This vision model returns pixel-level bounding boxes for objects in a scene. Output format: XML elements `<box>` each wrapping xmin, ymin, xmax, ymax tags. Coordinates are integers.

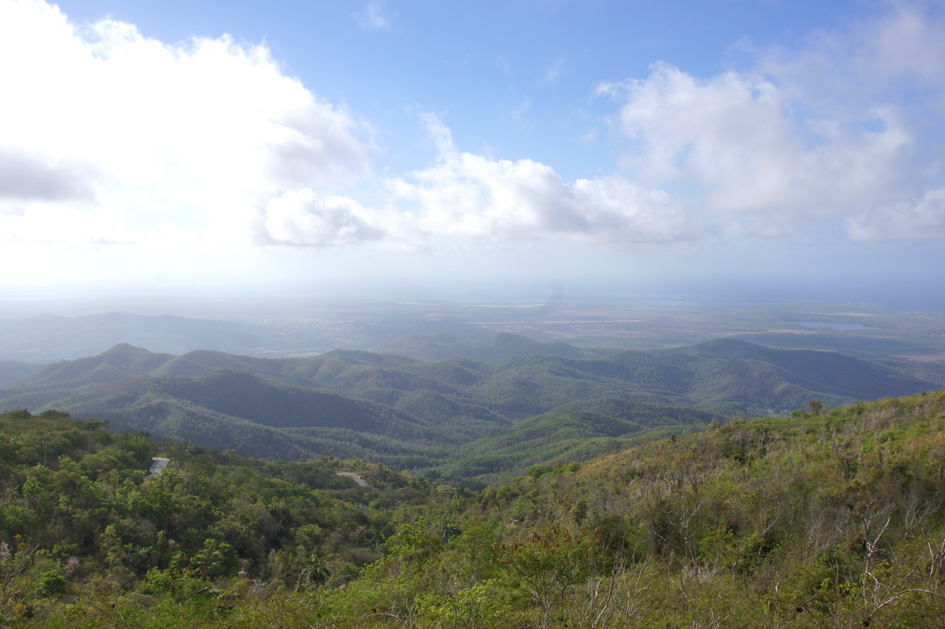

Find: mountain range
<box><xmin>0</xmin><ymin>334</ymin><xmax>938</xmax><ymax>480</ymax></box>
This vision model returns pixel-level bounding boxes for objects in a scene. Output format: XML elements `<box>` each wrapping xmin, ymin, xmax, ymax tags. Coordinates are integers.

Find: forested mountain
<box><xmin>0</xmin><ymin>361</ymin><xmax>43</xmax><ymax>388</ymax></box>
<box><xmin>2</xmin><ymin>392</ymin><xmax>945</xmax><ymax>626</ymax></box>
<box><xmin>658</xmin><ymin>338</ymin><xmax>930</xmax><ymax>411</ymax></box>
<box><xmin>442</xmin><ymin>400</ymin><xmax>717</xmax><ymax>480</ymax></box>
<box><xmin>373</xmin><ymin>331</ymin><xmax>607</xmax><ymax>362</ymax></box>
<box><xmin>0</xmin><ymin>408</ymin><xmax>437</xmax><ymax>626</ymax></box>
<box><xmin>0</xmin><ymin>337</ymin><xmax>938</xmax><ymax>480</ymax></box>
<box><xmin>18</xmin><ymin>343</ymin><xmax>176</xmax><ymax>388</ymax></box>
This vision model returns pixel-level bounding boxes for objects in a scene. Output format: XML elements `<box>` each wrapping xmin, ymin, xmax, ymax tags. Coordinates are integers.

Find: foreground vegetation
<box><xmin>3</xmin><ymin>390</ymin><xmax>945</xmax><ymax>626</ymax></box>
<box><xmin>0</xmin><ymin>409</ymin><xmax>435</xmax><ymax>626</ymax></box>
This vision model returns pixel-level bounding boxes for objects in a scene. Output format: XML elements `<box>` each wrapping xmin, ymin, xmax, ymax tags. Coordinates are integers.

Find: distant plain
<box><xmin>0</xmin><ymin>297</ymin><xmax>943</xmax><ymax>364</ymax></box>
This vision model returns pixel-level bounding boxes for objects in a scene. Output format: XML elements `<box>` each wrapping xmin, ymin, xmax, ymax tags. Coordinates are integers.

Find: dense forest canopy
<box><xmin>2</xmin><ymin>337</ymin><xmax>939</xmax><ymax>485</ymax></box>
<box><xmin>2</xmin><ymin>390</ymin><xmax>945</xmax><ymax>626</ymax></box>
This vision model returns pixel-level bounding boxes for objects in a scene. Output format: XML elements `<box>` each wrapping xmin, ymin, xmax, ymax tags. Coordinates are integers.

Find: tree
<box><xmin>497</xmin><ymin>524</ymin><xmax>608</xmax><ymax>627</ymax></box>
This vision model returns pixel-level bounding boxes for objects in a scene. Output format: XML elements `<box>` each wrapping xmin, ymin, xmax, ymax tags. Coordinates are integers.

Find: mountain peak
<box><xmin>104</xmin><ymin>343</ymin><xmax>150</xmax><ymax>354</ymax></box>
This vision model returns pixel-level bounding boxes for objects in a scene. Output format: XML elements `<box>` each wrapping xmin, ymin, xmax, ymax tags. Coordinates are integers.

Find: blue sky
<box><xmin>2</xmin><ymin>0</ymin><xmax>945</xmax><ymax>309</ymax></box>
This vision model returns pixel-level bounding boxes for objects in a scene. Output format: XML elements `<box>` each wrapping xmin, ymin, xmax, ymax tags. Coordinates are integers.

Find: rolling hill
<box><xmin>0</xmin><ymin>335</ymin><xmax>939</xmax><ymax>476</ymax></box>
<box><xmin>5</xmin><ymin>391</ymin><xmax>945</xmax><ymax>627</ymax></box>
<box><xmin>0</xmin><ymin>359</ymin><xmax>44</xmax><ymax>387</ymax></box>
<box><xmin>374</xmin><ymin>331</ymin><xmax>607</xmax><ymax>362</ymax></box>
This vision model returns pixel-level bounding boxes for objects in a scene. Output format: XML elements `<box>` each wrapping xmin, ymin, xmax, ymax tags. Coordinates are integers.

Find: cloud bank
<box><xmin>600</xmin><ymin>2</ymin><xmax>945</xmax><ymax>241</ymax></box>
<box><xmin>2</xmin><ymin>0</ymin><xmax>945</xmax><ymax>274</ymax></box>
<box><xmin>0</xmin><ymin>0</ymin><xmax>370</xmax><ymax>249</ymax></box>
<box><xmin>384</xmin><ymin>151</ymin><xmax>693</xmax><ymax>247</ymax></box>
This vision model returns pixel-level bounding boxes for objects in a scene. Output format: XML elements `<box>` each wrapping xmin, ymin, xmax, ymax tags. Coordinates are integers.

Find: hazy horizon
<box><xmin>2</xmin><ymin>277</ymin><xmax>944</xmax><ymax>321</ymax></box>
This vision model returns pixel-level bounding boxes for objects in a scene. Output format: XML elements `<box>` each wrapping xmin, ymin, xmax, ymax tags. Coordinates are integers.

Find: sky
<box><xmin>2</xmin><ymin>0</ymin><xmax>945</xmax><ymax>309</ymax></box>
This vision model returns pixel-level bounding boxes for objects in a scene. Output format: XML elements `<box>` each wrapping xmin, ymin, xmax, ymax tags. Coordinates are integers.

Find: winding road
<box><xmin>335</xmin><ymin>472</ymin><xmax>368</xmax><ymax>487</ymax></box>
<box><xmin>148</xmin><ymin>457</ymin><xmax>170</xmax><ymax>478</ymax></box>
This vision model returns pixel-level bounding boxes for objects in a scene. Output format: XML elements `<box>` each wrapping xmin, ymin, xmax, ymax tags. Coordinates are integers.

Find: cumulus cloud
<box><xmin>420</xmin><ymin>112</ymin><xmax>457</xmax><ymax>155</ymax></box>
<box><xmin>0</xmin><ymin>0</ymin><xmax>371</xmax><ymax>247</ymax></box>
<box><xmin>601</xmin><ymin>62</ymin><xmax>912</xmax><ymax>223</ymax></box>
<box><xmin>849</xmin><ymin>188</ymin><xmax>945</xmax><ymax>241</ymax></box>
<box><xmin>356</xmin><ymin>0</ymin><xmax>390</xmax><ymax>31</ymax></box>
<box><xmin>259</xmin><ymin>149</ymin><xmax>694</xmax><ymax>250</ymax></box>
<box><xmin>262</xmin><ymin>132</ymin><xmax>694</xmax><ymax>250</ymax></box>
<box><xmin>6</xmin><ymin>0</ymin><xmax>944</xmax><ymax>267</ymax></box>
<box><xmin>2</xmin><ymin>1</ymin><xmax>685</xmax><ymax>256</ymax></box>
<box><xmin>599</xmin><ymin>1</ymin><xmax>945</xmax><ymax>241</ymax></box>
<box><xmin>0</xmin><ymin>150</ymin><xmax>94</xmax><ymax>202</ymax></box>
<box><xmin>385</xmin><ymin>152</ymin><xmax>695</xmax><ymax>247</ymax></box>
<box><xmin>761</xmin><ymin>1</ymin><xmax>945</xmax><ymax>101</ymax></box>
<box><xmin>263</xmin><ymin>189</ymin><xmax>383</xmax><ymax>246</ymax></box>
<box><xmin>0</xmin><ymin>200</ymin><xmax>135</xmax><ymax>246</ymax></box>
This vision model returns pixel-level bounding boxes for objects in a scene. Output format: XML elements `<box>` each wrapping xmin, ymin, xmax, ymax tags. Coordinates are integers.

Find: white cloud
<box><xmin>0</xmin><ymin>0</ymin><xmax>371</xmax><ymax>249</ymax></box>
<box><xmin>602</xmin><ymin>62</ymin><xmax>912</xmax><ymax>222</ymax></box>
<box><xmin>5</xmin><ymin>0</ymin><xmax>945</xmax><ymax>280</ymax></box>
<box><xmin>256</xmin><ymin>143</ymin><xmax>697</xmax><ymax>251</ymax></box>
<box><xmin>420</xmin><ymin>112</ymin><xmax>457</xmax><ymax>155</ymax></box>
<box><xmin>356</xmin><ymin>0</ymin><xmax>390</xmax><ymax>31</ymax></box>
<box><xmin>0</xmin><ymin>1</ymin><xmax>688</xmax><ymax>259</ymax></box>
<box><xmin>762</xmin><ymin>1</ymin><xmax>945</xmax><ymax>102</ymax></box>
<box><xmin>256</xmin><ymin>147</ymin><xmax>695</xmax><ymax>252</ymax></box>
<box><xmin>599</xmin><ymin>1</ymin><xmax>945</xmax><ymax>241</ymax></box>
<box><xmin>545</xmin><ymin>56</ymin><xmax>568</xmax><ymax>85</ymax></box>
<box><xmin>0</xmin><ymin>200</ymin><xmax>134</xmax><ymax>246</ymax></box>
<box><xmin>263</xmin><ymin>189</ymin><xmax>383</xmax><ymax>246</ymax></box>
<box><xmin>849</xmin><ymin>188</ymin><xmax>945</xmax><ymax>241</ymax></box>
<box><xmin>385</xmin><ymin>152</ymin><xmax>695</xmax><ymax>247</ymax></box>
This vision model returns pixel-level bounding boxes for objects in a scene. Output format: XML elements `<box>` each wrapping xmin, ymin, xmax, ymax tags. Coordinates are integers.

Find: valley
<box><xmin>1</xmin><ymin>331</ymin><xmax>940</xmax><ymax>484</ymax></box>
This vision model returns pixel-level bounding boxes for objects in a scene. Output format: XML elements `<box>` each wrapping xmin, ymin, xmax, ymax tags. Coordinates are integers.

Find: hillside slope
<box><xmin>0</xmin><ymin>338</ymin><xmax>939</xmax><ymax>472</ymax></box>
<box><xmin>323</xmin><ymin>389</ymin><xmax>945</xmax><ymax>627</ymax></box>
<box><xmin>374</xmin><ymin>331</ymin><xmax>606</xmax><ymax>361</ymax></box>
<box><xmin>4</xmin><ymin>392</ymin><xmax>945</xmax><ymax>627</ymax></box>
<box><xmin>0</xmin><ymin>360</ymin><xmax>44</xmax><ymax>387</ymax></box>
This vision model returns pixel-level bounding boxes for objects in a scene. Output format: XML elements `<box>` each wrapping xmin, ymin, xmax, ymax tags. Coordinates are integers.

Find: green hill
<box><xmin>316</xmin><ymin>390</ymin><xmax>945</xmax><ymax>627</ymax></box>
<box><xmin>64</xmin><ymin>370</ymin><xmax>446</xmax><ymax>465</ymax></box>
<box><xmin>150</xmin><ymin>349</ymin><xmax>281</xmax><ymax>378</ymax></box>
<box><xmin>669</xmin><ymin>337</ymin><xmax>929</xmax><ymax>404</ymax></box>
<box><xmin>0</xmin><ymin>360</ymin><xmax>44</xmax><ymax>387</ymax></box>
<box><xmin>374</xmin><ymin>331</ymin><xmax>604</xmax><ymax>362</ymax></box>
<box><xmin>4</xmin><ymin>392</ymin><xmax>945</xmax><ymax>627</ymax></box>
<box><xmin>446</xmin><ymin>400</ymin><xmax>718</xmax><ymax>482</ymax></box>
<box><xmin>0</xmin><ymin>407</ymin><xmax>436</xmax><ymax>625</ymax></box>
<box><xmin>1</xmin><ymin>338</ymin><xmax>940</xmax><ymax>474</ymax></box>
<box><xmin>22</xmin><ymin>343</ymin><xmax>174</xmax><ymax>388</ymax></box>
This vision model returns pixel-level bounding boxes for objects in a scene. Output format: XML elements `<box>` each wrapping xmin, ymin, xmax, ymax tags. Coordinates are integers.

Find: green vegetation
<box><xmin>373</xmin><ymin>331</ymin><xmax>608</xmax><ymax>362</ymax></box>
<box><xmin>2</xmin><ymin>391</ymin><xmax>945</xmax><ymax>626</ymax></box>
<box><xmin>0</xmin><ymin>408</ymin><xmax>435</xmax><ymax>626</ymax></box>
<box><xmin>1</xmin><ymin>337</ymin><xmax>938</xmax><ymax>483</ymax></box>
<box><xmin>441</xmin><ymin>401</ymin><xmax>715</xmax><ymax>483</ymax></box>
<box><xmin>0</xmin><ymin>362</ymin><xmax>44</xmax><ymax>388</ymax></box>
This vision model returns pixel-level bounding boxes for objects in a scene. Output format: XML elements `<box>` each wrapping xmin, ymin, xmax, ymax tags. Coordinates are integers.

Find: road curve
<box><xmin>335</xmin><ymin>472</ymin><xmax>368</xmax><ymax>487</ymax></box>
<box><xmin>148</xmin><ymin>457</ymin><xmax>170</xmax><ymax>478</ymax></box>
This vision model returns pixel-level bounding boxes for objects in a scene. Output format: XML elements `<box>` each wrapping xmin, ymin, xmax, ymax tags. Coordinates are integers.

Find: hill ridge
<box><xmin>1</xmin><ymin>338</ymin><xmax>939</xmax><ymax>475</ymax></box>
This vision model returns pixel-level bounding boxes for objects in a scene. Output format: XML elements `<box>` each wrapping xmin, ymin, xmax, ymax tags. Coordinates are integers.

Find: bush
<box><xmin>38</xmin><ymin>570</ymin><xmax>67</xmax><ymax>597</ymax></box>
